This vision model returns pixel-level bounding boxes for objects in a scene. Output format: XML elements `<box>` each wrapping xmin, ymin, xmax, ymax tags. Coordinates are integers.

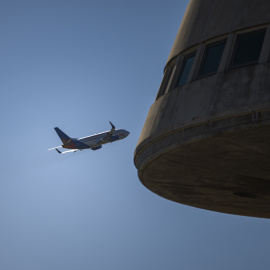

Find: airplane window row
<box><xmin>156</xmin><ymin>28</ymin><xmax>267</xmax><ymax>100</ymax></box>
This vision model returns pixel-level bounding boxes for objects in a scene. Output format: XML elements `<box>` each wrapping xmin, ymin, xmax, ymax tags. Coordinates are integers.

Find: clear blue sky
<box><xmin>0</xmin><ymin>1</ymin><xmax>269</xmax><ymax>269</ymax></box>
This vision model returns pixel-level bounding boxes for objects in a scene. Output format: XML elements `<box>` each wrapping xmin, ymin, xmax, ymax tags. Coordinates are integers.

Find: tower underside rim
<box><xmin>135</xmin><ymin>112</ymin><xmax>270</xmax><ymax>219</ymax></box>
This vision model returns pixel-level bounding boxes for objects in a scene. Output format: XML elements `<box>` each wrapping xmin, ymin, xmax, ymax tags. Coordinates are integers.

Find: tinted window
<box><xmin>176</xmin><ymin>53</ymin><xmax>195</xmax><ymax>87</ymax></box>
<box><xmin>198</xmin><ymin>40</ymin><xmax>226</xmax><ymax>77</ymax></box>
<box><xmin>230</xmin><ymin>29</ymin><xmax>266</xmax><ymax>68</ymax></box>
<box><xmin>156</xmin><ymin>66</ymin><xmax>173</xmax><ymax>99</ymax></box>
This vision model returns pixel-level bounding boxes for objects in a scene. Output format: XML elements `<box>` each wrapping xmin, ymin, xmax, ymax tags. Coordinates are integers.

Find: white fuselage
<box><xmin>78</xmin><ymin>129</ymin><xmax>129</xmax><ymax>148</ymax></box>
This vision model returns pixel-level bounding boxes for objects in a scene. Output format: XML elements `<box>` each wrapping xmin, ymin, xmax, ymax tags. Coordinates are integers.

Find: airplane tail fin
<box><xmin>54</xmin><ymin>127</ymin><xmax>71</xmax><ymax>144</ymax></box>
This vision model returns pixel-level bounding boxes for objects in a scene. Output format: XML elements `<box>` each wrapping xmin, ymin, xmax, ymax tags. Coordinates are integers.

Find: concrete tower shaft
<box><xmin>134</xmin><ymin>0</ymin><xmax>270</xmax><ymax>218</ymax></box>
<box><xmin>167</xmin><ymin>0</ymin><xmax>270</xmax><ymax>65</ymax></box>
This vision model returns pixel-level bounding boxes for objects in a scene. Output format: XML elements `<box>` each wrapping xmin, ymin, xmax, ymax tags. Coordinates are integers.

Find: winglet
<box><xmin>109</xmin><ymin>121</ymin><xmax>115</xmax><ymax>130</ymax></box>
<box><xmin>55</xmin><ymin>148</ymin><xmax>62</xmax><ymax>154</ymax></box>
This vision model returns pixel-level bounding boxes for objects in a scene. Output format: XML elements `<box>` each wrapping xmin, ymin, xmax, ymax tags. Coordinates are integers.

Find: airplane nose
<box><xmin>126</xmin><ymin>131</ymin><xmax>130</xmax><ymax>137</ymax></box>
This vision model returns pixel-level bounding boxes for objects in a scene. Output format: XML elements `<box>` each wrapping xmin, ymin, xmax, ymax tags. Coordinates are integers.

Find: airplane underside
<box><xmin>62</xmin><ymin>139</ymin><xmax>90</xmax><ymax>150</ymax></box>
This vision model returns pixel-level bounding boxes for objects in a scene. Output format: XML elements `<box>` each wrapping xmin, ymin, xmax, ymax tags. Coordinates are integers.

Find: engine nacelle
<box><xmin>91</xmin><ymin>145</ymin><xmax>102</xmax><ymax>151</ymax></box>
<box><xmin>109</xmin><ymin>135</ymin><xmax>119</xmax><ymax>142</ymax></box>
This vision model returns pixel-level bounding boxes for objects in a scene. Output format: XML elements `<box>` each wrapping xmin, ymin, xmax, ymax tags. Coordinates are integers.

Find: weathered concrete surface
<box><xmin>135</xmin><ymin>64</ymin><xmax>270</xmax><ymax>218</ymax></box>
<box><xmin>136</xmin><ymin>64</ymin><xmax>270</xmax><ymax>149</ymax></box>
<box><xmin>168</xmin><ymin>0</ymin><xmax>270</xmax><ymax>65</ymax></box>
<box><xmin>134</xmin><ymin>0</ymin><xmax>270</xmax><ymax>217</ymax></box>
<box><xmin>135</xmin><ymin>114</ymin><xmax>270</xmax><ymax>218</ymax></box>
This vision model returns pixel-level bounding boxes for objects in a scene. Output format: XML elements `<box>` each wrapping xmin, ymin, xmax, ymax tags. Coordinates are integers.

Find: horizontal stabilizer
<box><xmin>60</xmin><ymin>149</ymin><xmax>78</xmax><ymax>154</ymax></box>
<box><xmin>55</xmin><ymin>148</ymin><xmax>78</xmax><ymax>154</ymax></box>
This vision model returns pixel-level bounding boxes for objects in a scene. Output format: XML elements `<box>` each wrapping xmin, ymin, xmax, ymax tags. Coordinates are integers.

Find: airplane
<box><xmin>48</xmin><ymin>122</ymin><xmax>129</xmax><ymax>154</ymax></box>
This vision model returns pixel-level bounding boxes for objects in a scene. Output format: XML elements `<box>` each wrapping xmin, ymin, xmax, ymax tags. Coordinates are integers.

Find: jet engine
<box><xmin>91</xmin><ymin>146</ymin><xmax>102</xmax><ymax>151</ymax></box>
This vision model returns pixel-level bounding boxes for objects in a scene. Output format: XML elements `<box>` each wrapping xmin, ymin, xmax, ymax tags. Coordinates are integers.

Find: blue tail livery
<box><xmin>54</xmin><ymin>127</ymin><xmax>71</xmax><ymax>144</ymax></box>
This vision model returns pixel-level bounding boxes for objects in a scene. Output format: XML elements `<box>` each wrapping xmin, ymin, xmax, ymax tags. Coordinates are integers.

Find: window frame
<box><xmin>230</xmin><ymin>28</ymin><xmax>266</xmax><ymax>69</ymax></box>
<box><xmin>197</xmin><ymin>39</ymin><xmax>227</xmax><ymax>78</ymax></box>
<box><xmin>155</xmin><ymin>66</ymin><xmax>174</xmax><ymax>100</ymax></box>
<box><xmin>174</xmin><ymin>51</ymin><xmax>196</xmax><ymax>88</ymax></box>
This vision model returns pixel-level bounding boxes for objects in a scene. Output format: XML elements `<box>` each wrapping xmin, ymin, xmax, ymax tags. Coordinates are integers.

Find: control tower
<box><xmin>134</xmin><ymin>0</ymin><xmax>270</xmax><ymax>218</ymax></box>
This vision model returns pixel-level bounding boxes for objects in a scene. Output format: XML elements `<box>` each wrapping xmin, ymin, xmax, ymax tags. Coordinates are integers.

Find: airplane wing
<box><xmin>55</xmin><ymin>149</ymin><xmax>79</xmax><ymax>154</ymax></box>
<box><xmin>48</xmin><ymin>146</ymin><xmax>62</xmax><ymax>151</ymax></box>
<box><xmin>97</xmin><ymin>121</ymin><xmax>115</xmax><ymax>144</ymax></box>
<box><xmin>48</xmin><ymin>146</ymin><xmax>78</xmax><ymax>154</ymax></box>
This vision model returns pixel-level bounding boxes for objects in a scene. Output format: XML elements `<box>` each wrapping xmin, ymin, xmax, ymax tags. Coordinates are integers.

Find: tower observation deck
<box><xmin>134</xmin><ymin>0</ymin><xmax>270</xmax><ymax>218</ymax></box>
